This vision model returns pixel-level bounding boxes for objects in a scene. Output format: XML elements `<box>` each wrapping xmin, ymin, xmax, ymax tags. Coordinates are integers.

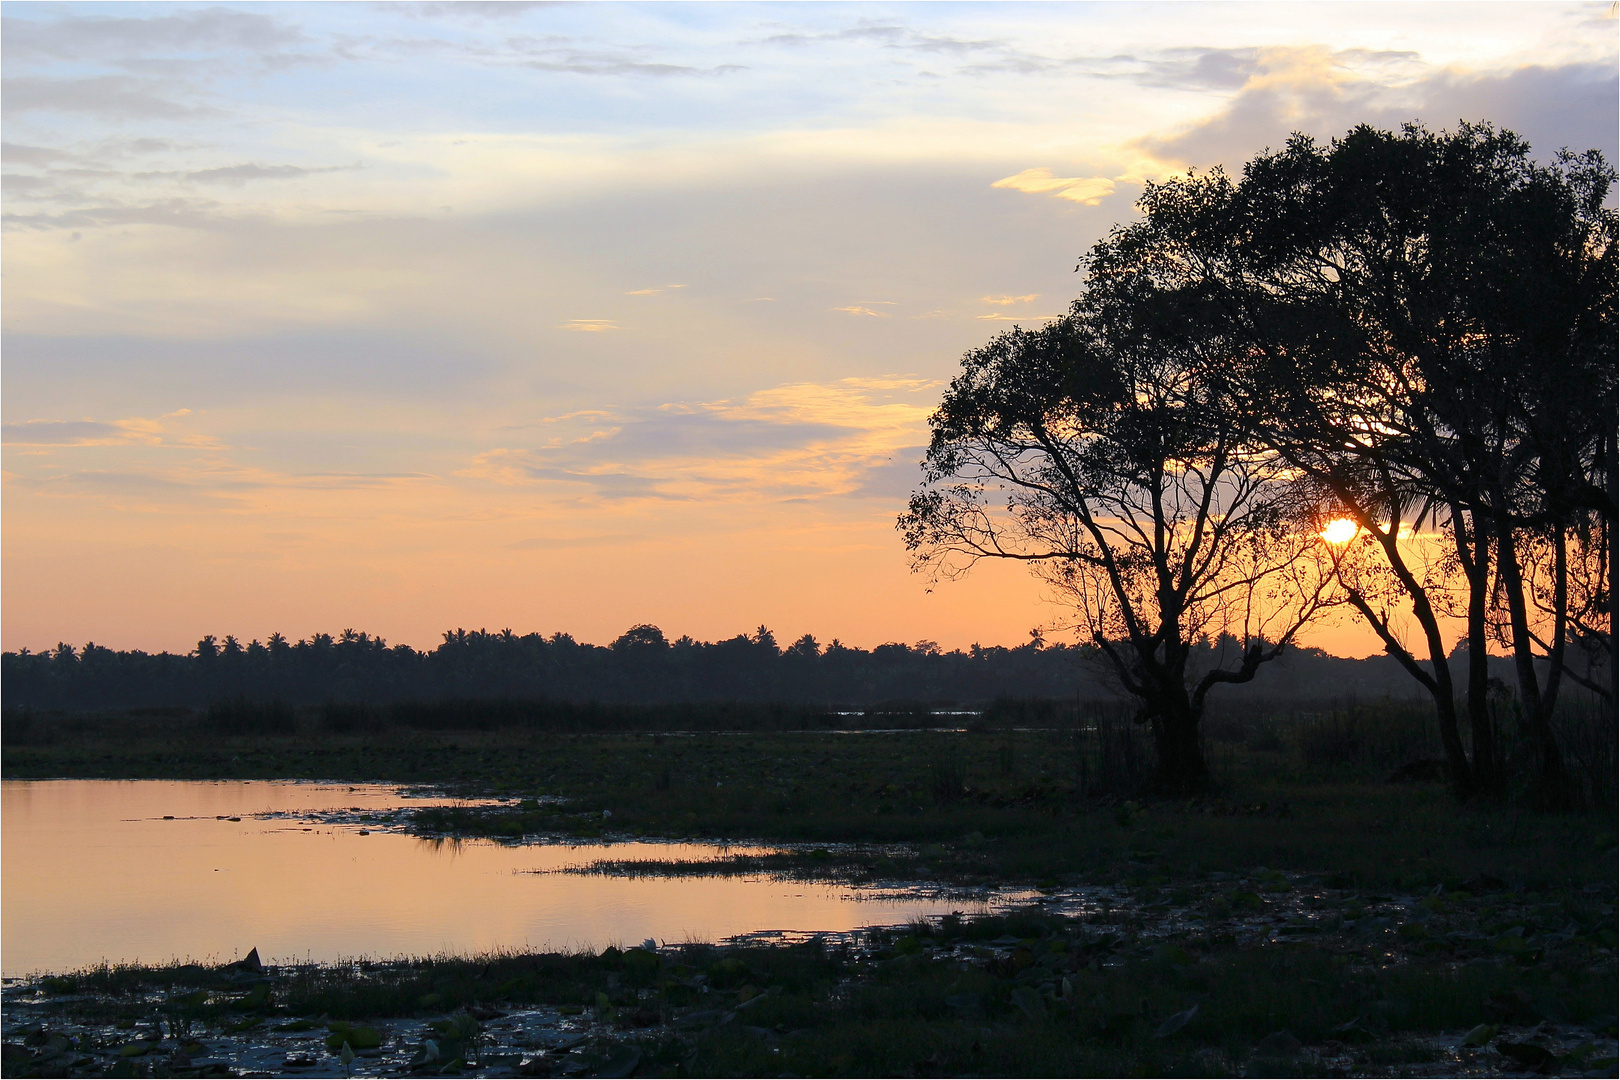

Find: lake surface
<box><xmin>2</xmin><ymin>780</ymin><xmax>1019</xmax><ymax>976</ymax></box>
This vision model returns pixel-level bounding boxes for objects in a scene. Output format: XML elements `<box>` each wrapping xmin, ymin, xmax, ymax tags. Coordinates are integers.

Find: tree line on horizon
<box><xmin>903</xmin><ymin>122</ymin><xmax>1615</xmax><ymax>803</ymax></box>
<box><xmin>1</xmin><ymin>623</ymin><xmax>1450</xmax><ymax>714</ymax></box>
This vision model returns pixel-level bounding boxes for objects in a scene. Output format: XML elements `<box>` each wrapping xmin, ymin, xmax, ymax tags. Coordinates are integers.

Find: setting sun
<box><xmin>1321</xmin><ymin>517</ymin><xmax>1359</xmax><ymax>545</ymax></box>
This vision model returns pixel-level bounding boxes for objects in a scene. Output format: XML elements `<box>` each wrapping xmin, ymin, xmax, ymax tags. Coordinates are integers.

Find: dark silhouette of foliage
<box><xmin>900</xmin><ymin>255</ymin><xmax>1337</xmax><ymax>794</ymax></box>
<box><xmin>3</xmin><ymin>626</ymin><xmax>1444</xmax><ymax>719</ymax></box>
<box><xmin>903</xmin><ymin>121</ymin><xmax>1613</xmax><ymax>801</ymax></box>
<box><xmin>1084</xmin><ymin>121</ymin><xmax>1614</xmax><ymax>804</ymax></box>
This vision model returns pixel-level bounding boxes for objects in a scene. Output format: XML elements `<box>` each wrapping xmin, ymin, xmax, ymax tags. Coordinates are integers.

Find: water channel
<box><xmin>2</xmin><ymin>780</ymin><xmax>1024</xmax><ymax>976</ymax></box>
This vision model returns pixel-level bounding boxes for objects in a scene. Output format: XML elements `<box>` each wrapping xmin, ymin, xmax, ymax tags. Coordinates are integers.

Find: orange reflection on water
<box><xmin>2</xmin><ymin>780</ymin><xmax>1001</xmax><ymax>976</ymax></box>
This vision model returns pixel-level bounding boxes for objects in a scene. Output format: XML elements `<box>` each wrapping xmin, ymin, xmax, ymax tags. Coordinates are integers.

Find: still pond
<box><xmin>2</xmin><ymin>780</ymin><xmax>1022</xmax><ymax>976</ymax></box>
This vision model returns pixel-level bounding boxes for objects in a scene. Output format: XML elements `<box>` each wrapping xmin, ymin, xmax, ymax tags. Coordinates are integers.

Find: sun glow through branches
<box><xmin>1320</xmin><ymin>518</ymin><xmax>1359</xmax><ymax>545</ymax></box>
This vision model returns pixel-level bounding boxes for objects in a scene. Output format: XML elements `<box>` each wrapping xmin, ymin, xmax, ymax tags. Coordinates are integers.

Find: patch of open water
<box><xmin>1</xmin><ymin>780</ymin><xmax>1028</xmax><ymax>976</ymax></box>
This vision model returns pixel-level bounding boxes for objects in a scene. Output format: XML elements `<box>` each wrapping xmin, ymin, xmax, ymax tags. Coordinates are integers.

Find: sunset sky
<box><xmin>4</xmin><ymin>1</ymin><xmax>1616</xmax><ymax>656</ymax></box>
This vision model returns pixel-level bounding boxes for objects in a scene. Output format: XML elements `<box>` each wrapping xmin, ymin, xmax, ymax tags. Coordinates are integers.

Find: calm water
<box><xmin>2</xmin><ymin>780</ymin><xmax>1014</xmax><ymax>976</ymax></box>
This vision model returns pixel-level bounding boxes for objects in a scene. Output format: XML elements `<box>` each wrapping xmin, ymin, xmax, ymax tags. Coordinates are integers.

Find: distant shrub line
<box><xmin>2</xmin><ymin>624</ymin><xmax>1444</xmax><ymax>713</ymax></box>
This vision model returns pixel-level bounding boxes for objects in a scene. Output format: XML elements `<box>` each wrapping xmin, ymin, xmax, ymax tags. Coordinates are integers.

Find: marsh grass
<box><xmin>16</xmin><ymin>906</ymin><xmax>1615</xmax><ymax>1078</ymax></box>
<box><xmin>1071</xmin><ymin>705</ymin><xmax>1154</xmax><ymax>796</ymax></box>
<box><xmin>4</xmin><ymin>701</ymin><xmax>1615</xmax><ymax>892</ymax></box>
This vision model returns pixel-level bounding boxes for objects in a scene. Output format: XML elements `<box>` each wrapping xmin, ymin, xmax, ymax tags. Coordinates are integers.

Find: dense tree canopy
<box><xmin>900</xmin><ymin>308</ymin><xmax>1336</xmax><ymax>792</ymax></box>
<box><xmin>907</xmin><ymin>121</ymin><xmax>1616</xmax><ymax>800</ymax></box>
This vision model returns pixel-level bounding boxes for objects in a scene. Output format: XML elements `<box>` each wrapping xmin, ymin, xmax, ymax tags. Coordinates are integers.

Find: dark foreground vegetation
<box><xmin>4</xmin><ymin>893</ymin><xmax>1615</xmax><ymax>1078</ymax></box>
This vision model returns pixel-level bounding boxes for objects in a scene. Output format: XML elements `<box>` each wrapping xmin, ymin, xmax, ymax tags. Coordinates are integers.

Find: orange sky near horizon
<box><xmin>3</xmin><ymin>2</ymin><xmax>1612</xmax><ymax>660</ymax></box>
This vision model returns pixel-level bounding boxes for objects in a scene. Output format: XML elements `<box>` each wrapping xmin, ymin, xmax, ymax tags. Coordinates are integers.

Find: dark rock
<box><xmin>1485</xmin><ymin>989</ymin><xmax>1540</xmax><ymax>1024</ymax></box>
<box><xmin>226</xmin><ymin>948</ymin><xmax>263</xmax><ymax>974</ymax></box>
<box><xmin>1461</xmin><ymin>873</ymin><xmax>1508</xmax><ymax>893</ymax></box>
<box><xmin>1496</xmin><ymin>1040</ymin><xmax>1557</xmax><ymax>1071</ymax></box>
<box><xmin>1255</xmin><ymin>1030</ymin><xmax>1302</xmax><ymax>1057</ymax></box>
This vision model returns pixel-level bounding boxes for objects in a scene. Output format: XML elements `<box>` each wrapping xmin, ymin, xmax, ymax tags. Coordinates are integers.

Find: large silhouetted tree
<box><xmin>1081</xmin><ymin>122</ymin><xmax>1616</xmax><ymax>804</ymax></box>
<box><xmin>900</xmin><ymin>305</ymin><xmax>1337</xmax><ymax>794</ymax></box>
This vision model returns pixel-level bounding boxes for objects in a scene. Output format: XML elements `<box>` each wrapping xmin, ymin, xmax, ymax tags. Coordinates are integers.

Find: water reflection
<box><xmin>3</xmin><ymin>780</ymin><xmax>1009</xmax><ymax>975</ymax></box>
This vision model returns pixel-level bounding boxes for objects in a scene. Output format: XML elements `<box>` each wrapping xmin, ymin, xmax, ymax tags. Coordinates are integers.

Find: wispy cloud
<box><xmin>1132</xmin><ymin>46</ymin><xmax>1618</xmax><ymax>170</ymax></box>
<box><xmin>379</xmin><ymin>2</ymin><xmax>565</xmax><ymax>21</ymax></box>
<box><xmin>559</xmin><ymin>319</ymin><xmax>619</xmax><ymax>332</ymax></box>
<box><xmin>1</xmin><ymin>75</ymin><xmax>212</xmax><ymax>120</ymax></box>
<box><xmin>975</xmin><ymin>312</ymin><xmax>1062</xmax><ymax>322</ymax></box>
<box><xmin>981</xmin><ymin>294</ymin><xmax>1038</xmax><ymax>306</ymax></box>
<box><xmin>758</xmin><ymin>20</ymin><xmax>999</xmax><ymax>56</ymax></box>
<box><xmin>991</xmin><ymin>167</ymin><xmax>1116</xmax><ymax>205</ymax></box>
<box><xmin>2</xmin><ymin>410</ymin><xmax>218</xmax><ymax>449</ymax></box>
<box><xmin>461</xmin><ymin>377</ymin><xmax>938</xmax><ymax>503</ymax></box>
<box><xmin>516</xmin><ymin>54</ymin><xmax>744</xmax><ymax>78</ymax></box>
<box><xmin>2</xmin><ymin>196</ymin><xmax>232</xmax><ymax>231</ymax></box>
<box><xmin>1</xmin><ymin>8</ymin><xmax>308</xmax><ymax>66</ymax></box>
<box><xmin>8</xmin><ymin>461</ymin><xmax>437</xmax><ymax>508</ymax></box>
<box><xmin>181</xmin><ymin>162</ymin><xmax>355</xmax><ymax>185</ymax></box>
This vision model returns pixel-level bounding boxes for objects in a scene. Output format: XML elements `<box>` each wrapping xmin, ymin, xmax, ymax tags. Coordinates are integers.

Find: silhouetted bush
<box><xmin>1294</xmin><ymin>701</ymin><xmax>1441</xmax><ymax>776</ymax></box>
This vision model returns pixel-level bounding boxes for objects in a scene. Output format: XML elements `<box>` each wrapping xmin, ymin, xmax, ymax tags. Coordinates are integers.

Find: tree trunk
<box><xmin>1496</xmin><ymin>522</ymin><xmax>1573</xmax><ymax>810</ymax></box>
<box><xmin>1457</xmin><ymin>508</ymin><xmax>1501</xmax><ymax>796</ymax></box>
<box><xmin>1151</xmin><ymin>704</ymin><xmax>1208</xmax><ymax>795</ymax></box>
